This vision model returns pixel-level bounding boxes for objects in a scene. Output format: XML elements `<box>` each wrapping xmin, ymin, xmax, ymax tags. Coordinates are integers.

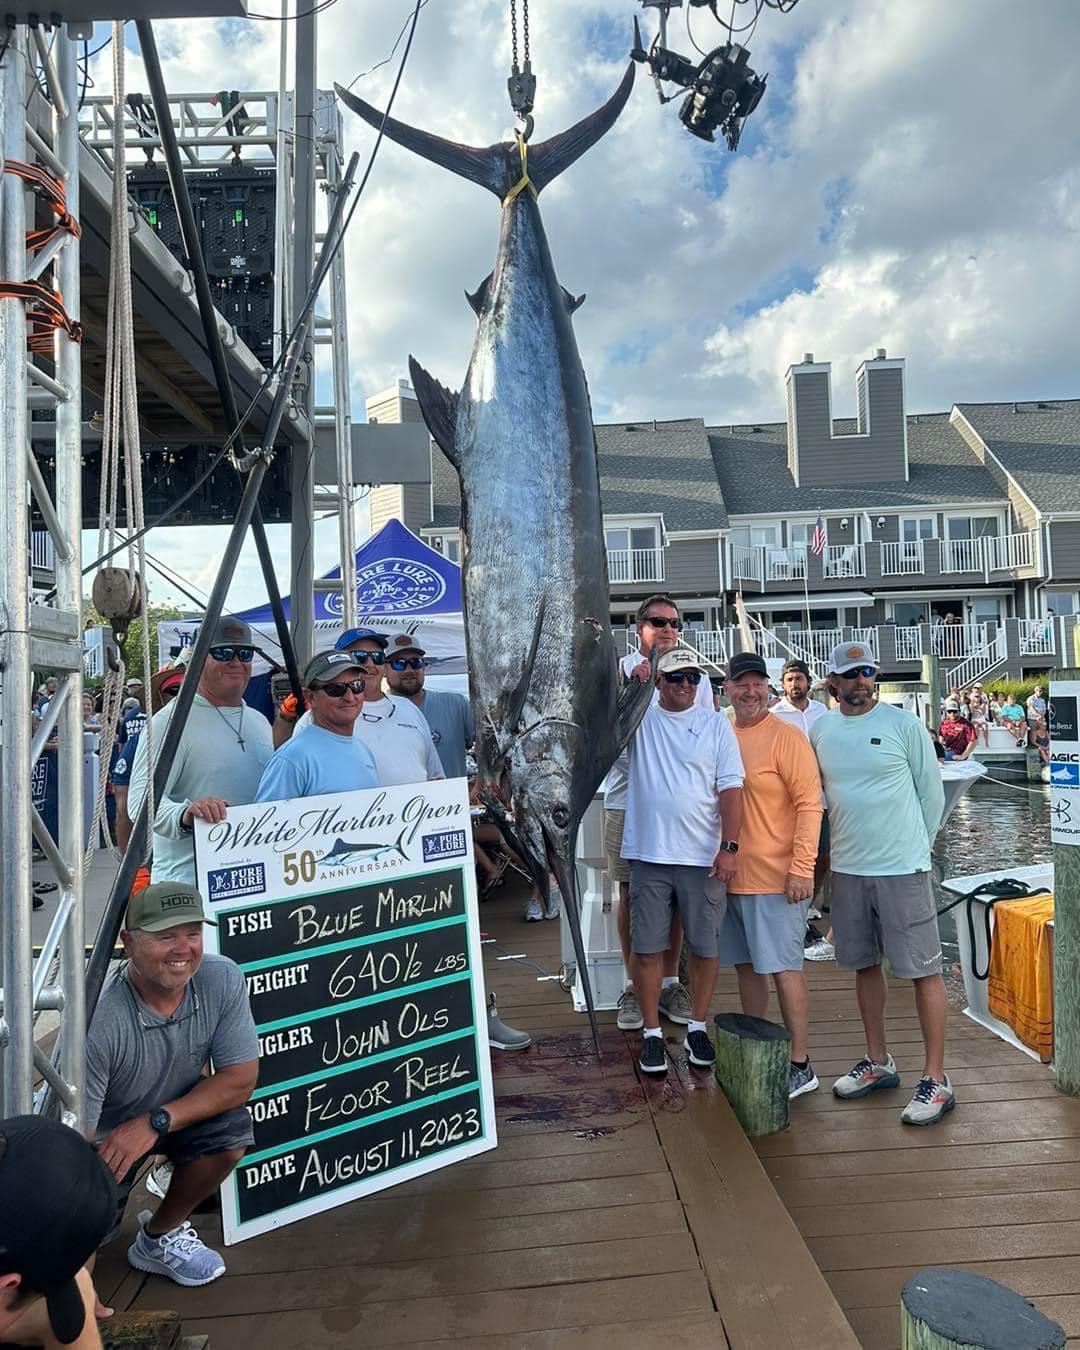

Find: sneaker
<box><xmin>486</xmin><ymin>994</ymin><xmax>532</xmax><ymax>1050</ymax></box>
<box><xmin>804</xmin><ymin>938</ymin><xmax>836</xmax><ymax>962</ymax></box>
<box><xmin>807</xmin><ymin>905</ymin><xmax>823</xmax><ymax>921</ymax></box>
<box><xmin>639</xmin><ymin>1035</ymin><xmax>668</xmax><ymax>1075</ymax></box>
<box><xmin>543</xmin><ymin>885</ymin><xmax>562</xmax><ymax>920</ymax></box>
<box><xmin>683</xmin><ymin>1029</ymin><xmax>715</xmax><ymax>1068</ymax></box>
<box><xmin>832</xmin><ymin>1054</ymin><xmax>900</xmax><ymax>1100</ymax></box>
<box><xmin>658</xmin><ymin>981</ymin><xmax>693</xmax><ymax>1025</ymax></box>
<box><xmin>524</xmin><ymin>896</ymin><xmax>543</xmax><ymax>922</ymax></box>
<box><xmin>901</xmin><ymin>1074</ymin><xmax>955</xmax><ymax>1126</ymax></box>
<box><xmin>616</xmin><ymin>986</ymin><xmax>644</xmax><ymax>1031</ymax></box>
<box><xmin>127</xmin><ymin>1210</ymin><xmax>225</xmax><ymax>1287</ymax></box>
<box><xmin>145</xmin><ymin>1161</ymin><xmax>173</xmax><ymax>1200</ymax></box>
<box><xmin>789</xmin><ymin>1060</ymin><xmax>819</xmax><ymax>1099</ymax></box>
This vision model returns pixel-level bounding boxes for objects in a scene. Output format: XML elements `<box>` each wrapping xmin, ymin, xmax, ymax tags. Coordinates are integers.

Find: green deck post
<box><xmin>712</xmin><ymin>1012</ymin><xmax>790</xmax><ymax>1136</ymax></box>
<box><xmin>920</xmin><ymin>655</ymin><xmax>941</xmax><ymax>732</ymax></box>
<box><xmin>900</xmin><ymin>1268</ymin><xmax>1065</xmax><ymax>1348</ymax></box>
<box><xmin>1052</xmin><ymin>667</ymin><xmax>1080</xmax><ymax>1096</ymax></box>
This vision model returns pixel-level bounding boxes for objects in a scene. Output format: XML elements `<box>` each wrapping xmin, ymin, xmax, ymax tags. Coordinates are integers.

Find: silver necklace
<box><xmin>211</xmin><ymin>701</ymin><xmax>246</xmax><ymax>751</ymax></box>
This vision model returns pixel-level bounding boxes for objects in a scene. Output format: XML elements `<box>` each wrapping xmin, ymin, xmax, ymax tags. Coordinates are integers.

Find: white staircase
<box><xmin>947</xmin><ymin>629</ymin><xmax>1008</xmax><ymax>689</ymax></box>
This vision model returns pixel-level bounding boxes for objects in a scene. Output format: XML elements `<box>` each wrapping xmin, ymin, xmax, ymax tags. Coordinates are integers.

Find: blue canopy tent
<box><xmin>157</xmin><ymin>521</ymin><xmax>467</xmax><ymax>682</ymax></box>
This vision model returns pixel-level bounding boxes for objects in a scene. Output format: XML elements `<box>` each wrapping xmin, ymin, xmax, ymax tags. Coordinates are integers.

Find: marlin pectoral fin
<box><xmin>408</xmin><ymin>356</ymin><xmax>460</xmax><ymax>469</ymax></box>
<box><xmin>504</xmin><ymin>593</ymin><xmax>547</xmax><ymax>742</ymax></box>
<box><xmin>615</xmin><ymin>647</ymin><xmax>657</xmax><ymax>753</ymax></box>
<box><xmin>466</xmin><ymin>272</ymin><xmax>494</xmax><ymax>318</ymax></box>
<box><xmin>334</xmin><ymin>84</ymin><xmax>506</xmax><ymax>197</ymax></box>
<box><xmin>562</xmin><ymin>287</ymin><xmax>586</xmax><ymax>314</ymax></box>
<box><xmin>527</xmin><ymin>63</ymin><xmax>635</xmax><ymax>194</ymax></box>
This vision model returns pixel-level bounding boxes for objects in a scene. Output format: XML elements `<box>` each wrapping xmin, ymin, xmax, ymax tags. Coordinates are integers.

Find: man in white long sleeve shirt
<box><xmin>622</xmin><ymin>648</ymin><xmax>744</xmax><ymax>1076</ymax></box>
<box><xmin>129</xmin><ymin>617</ymin><xmax>272</xmax><ymax>884</ymax></box>
<box><xmin>606</xmin><ymin>593</ymin><xmax>714</xmax><ymax>1033</ymax></box>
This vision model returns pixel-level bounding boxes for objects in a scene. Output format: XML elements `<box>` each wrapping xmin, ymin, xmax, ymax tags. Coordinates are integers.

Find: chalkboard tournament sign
<box><xmin>194</xmin><ymin>778</ymin><xmax>496</xmax><ymax>1244</ymax></box>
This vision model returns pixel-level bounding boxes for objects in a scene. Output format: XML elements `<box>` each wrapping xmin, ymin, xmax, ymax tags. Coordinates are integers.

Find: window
<box><xmin>730</xmin><ymin>523</ymin><xmax>779</xmax><ymax>549</ymax></box>
<box><xmin>892</xmin><ymin>601</ymin><xmax>928</xmax><ymax>627</ymax></box>
<box><xmin>971</xmin><ymin>597</ymin><xmax>1002</xmax><ymax>625</ymax></box>
<box><xmin>787</xmin><ymin>521</ymin><xmax>818</xmax><ymax>549</ymax></box>
<box><xmin>605</xmin><ymin>521</ymin><xmax>662</xmax><ymax>583</ymax></box>
<box><xmin>769</xmin><ymin>609</ymin><xmax>806</xmax><ymax>631</ymax></box>
<box><xmin>1046</xmin><ymin>590</ymin><xmax>1077</xmax><ymax>617</ymax></box>
<box><xmin>945</xmin><ymin>514</ymin><xmax>1000</xmax><ymax>540</ymax></box>
<box><xmin>605</xmin><ymin>525</ymin><xmax>659</xmax><ymax>554</ymax></box>
<box><xmin>429</xmin><ymin>532</ymin><xmax>461</xmax><ymax>563</ymax></box>
<box><xmin>901</xmin><ymin>516</ymin><xmax>935</xmax><ymax>542</ymax></box>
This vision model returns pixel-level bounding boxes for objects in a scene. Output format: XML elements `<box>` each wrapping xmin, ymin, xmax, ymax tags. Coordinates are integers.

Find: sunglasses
<box><xmin>389</xmin><ymin>656</ymin><xmax>426</xmax><ymax>671</ymax></box>
<box><xmin>642</xmin><ymin>616</ymin><xmax>682</xmax><ymax>630</ymax></box>
<box><xmin>661</xmin><ymin>670</ymin><xmax>703</xmax><ymax>686</ymax></box>
<box><xmin>312</xmin><ymin>678</ymin><xmax>365</xmax><ymax>697</ymax></box>
<box><xmin>346</xmin><ymin>650</ymin><xmax>385</xmax><ymax>666</ymax></box>
<box><xmin>209</xmin><ymin>645</ymin><xmax>254</xmax><ymax>663</ymax></box>
<box><xmin>837</xmin><ymin>665</ymin><xmax>877</xmax><ymax>680</ymax></box>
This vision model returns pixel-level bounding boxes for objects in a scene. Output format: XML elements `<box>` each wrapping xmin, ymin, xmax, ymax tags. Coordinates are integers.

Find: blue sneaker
<box><xmin>127</xmin><ymin>1209</ymin><xmax>226</xmax><ymax>1287</ymax></box>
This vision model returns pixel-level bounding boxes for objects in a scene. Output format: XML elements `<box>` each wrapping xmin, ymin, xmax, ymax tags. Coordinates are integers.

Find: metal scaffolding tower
<box><xmin>0</xmin><ymin>29</ymin><xmax>86</xmax><ymax>1121</ymax></box>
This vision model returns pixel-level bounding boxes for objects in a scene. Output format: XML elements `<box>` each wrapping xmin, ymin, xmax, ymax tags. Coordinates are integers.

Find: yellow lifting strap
<box><xmin>501</xmin><ymin>131</ymin><xmax>537</xmax><ymax>209</ymax></box>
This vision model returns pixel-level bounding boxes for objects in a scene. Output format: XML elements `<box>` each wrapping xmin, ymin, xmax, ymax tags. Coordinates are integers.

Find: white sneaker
<box><xmin>524</xmin><ymin>897</ymin><xmax>543</xmax><ymax>922</ymax></box>
<box><xmin>127</xmin><ymin>1209</ymin><xmax>225</xmax><ymax>1287</ymax></box>
<box><xmin>543</xmin><ymin>885</ymin><xmax>562</xmax><ymax>920</ymax></box>
<box><xmin>808</xmin><ymin>905</ymin><xmax>823</xmax><ymax>920</ymax></box>
<box><xmin>804</xmin><ymin>938</ymin><xmax>835</xmax><ymax>962</ymax></box>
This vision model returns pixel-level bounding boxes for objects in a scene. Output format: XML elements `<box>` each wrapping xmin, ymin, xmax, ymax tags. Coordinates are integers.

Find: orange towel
<box><xmin>986</xmin><ymin>894</ymin><xmax>1055</xmax><ymax>1062</ymax></box>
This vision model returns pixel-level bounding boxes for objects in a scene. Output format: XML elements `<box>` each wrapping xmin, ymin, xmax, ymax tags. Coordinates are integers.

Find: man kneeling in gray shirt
<box><xmin>86</xmin><ymin>882</ymin><xmax>258</xmax><ymax>1289</ymax></box>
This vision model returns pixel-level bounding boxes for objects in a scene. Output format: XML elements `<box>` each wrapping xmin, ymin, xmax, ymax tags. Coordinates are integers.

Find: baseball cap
<box><xmin>126</xmin><ymin>881</ymin><xmax>217</xmax><ymax>933</ymax></box>
<box><xmin>124</xmin><ymin>677</ymin><xmax>143</xmax><ymax>688</ymax></box>
<box><xmin>0</xmin><ymin>1115</ymin><xmax>117</xmax><ymax>1345</ymax></box>
<box><xmin>304</xmin><ymin>649</ymin><xmax>366</xmax><ymax>686</ymax></box>
<box><xmin>727</xmin><ymin>651</ymin><xmax>769</xmax><ymax>680</ymax></box>
<box><xmin>782</xmin><ymin>657</ymin><xmax>812</xmax><ymax>679</ymax></box>
<box><xmin>386</xmin><ymin>632</ymin><xmax>426</xmax><ymax>658</ymax></box>
<box><xmin>158</xmin><ymin>668</ymin><xmax>184</xmax><ymax>693</ymax></box>
<box><xmin>335</xmin><ymin>627</ymin><xmax>389</xmax><ymax>651</ymax></box>
<box><xmin>827</xmin><ymin>641</ymin><xmax>880</xmax><ymax>675</ymax></box>
<box><xmin>944</xmin><ymin>700</ymin><xmax>961</xmax><ymax>713</ymax></box>
<box><xmin>204</xmin><ymin>615</ymin><xmax>253</xmax><ymax>648</ymax></box>
<box><xmin>656</xmin><ymin>648</ymin><xmax>703</xmax><ymax>676</ymax></box>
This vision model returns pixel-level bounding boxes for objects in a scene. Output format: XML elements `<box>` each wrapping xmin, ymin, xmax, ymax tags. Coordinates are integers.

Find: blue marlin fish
<box><xmin>336</xmin><ymin>66</ymin><xmax>654</xmax><ymax>1052</ymax></box>
<box><xmin>318</xmin><ymin>837</ymin><xmax>408</xmax><ymax>867</ymax></box>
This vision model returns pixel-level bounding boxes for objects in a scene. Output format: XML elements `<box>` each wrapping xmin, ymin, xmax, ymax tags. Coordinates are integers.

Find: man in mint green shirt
<box><xmin>810</xmin><ymin>641</ymin><xmax>951</xmax><ymax>1127</ymax></box>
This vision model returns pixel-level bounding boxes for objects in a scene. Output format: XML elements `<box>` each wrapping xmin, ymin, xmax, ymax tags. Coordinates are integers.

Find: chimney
<box><xmin>786</xmin><ymin>351</ymin><xmax>908</xmax><ymax>488</ymax></box>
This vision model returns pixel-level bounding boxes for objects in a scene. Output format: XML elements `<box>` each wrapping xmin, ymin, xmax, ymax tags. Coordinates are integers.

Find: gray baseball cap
<box><xmin>304</xmin><ymin>649</ymin><xmax>366</xmax><ymax>686</ymax></box>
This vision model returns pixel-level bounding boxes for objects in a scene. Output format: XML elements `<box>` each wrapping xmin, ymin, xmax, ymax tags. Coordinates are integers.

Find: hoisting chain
<box><xmin>507</xmin><ymin>0</ymin><xmax>535</xmax><ymax>139</ymax></box>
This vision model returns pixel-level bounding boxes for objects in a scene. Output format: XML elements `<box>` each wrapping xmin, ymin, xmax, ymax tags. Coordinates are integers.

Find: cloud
<box><xmin>83</xmin><ymin>0</ymin><xmax>1080</xmax><ymax>609</ymax></box>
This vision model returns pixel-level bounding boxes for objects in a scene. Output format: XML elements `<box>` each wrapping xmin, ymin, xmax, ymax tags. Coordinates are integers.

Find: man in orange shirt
<box><xmin>722</xmin><ymin>652</ymin><xmax>823</xmax><ymax>1098</ymax></box>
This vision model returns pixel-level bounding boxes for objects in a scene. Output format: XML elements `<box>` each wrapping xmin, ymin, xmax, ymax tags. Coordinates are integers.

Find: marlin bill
<box><xmin>335</xmin><ymin>65</ymin><xmax>654</xmax><ymax>1050</ymax></box>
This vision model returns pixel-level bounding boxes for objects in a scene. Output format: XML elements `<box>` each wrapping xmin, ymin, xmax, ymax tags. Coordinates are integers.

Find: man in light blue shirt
<box><xmin>382</xmin><ymin>633</ymin><xmax>474</xmax><ymax>779</ymax></box>
<box><xmin>810</xmin><ymin>641</ymin><xmax>952</xmax><ymax>1127</ymax></box>
<box><xmin>256</xmin><ymin>651</ymin><xmax>377</xmax><ymax>802</ymax></box>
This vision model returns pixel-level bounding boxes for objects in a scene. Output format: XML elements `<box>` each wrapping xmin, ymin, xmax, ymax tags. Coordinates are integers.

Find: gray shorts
<box><xmin>829</xmin><ymin>871</ymin><xmax>943</xmax><ymax>979</ymax></box>
<box><xmin>103</xmin><ymin>1104</ymin><xmax>254</xmax><ymax>1242</ymax></box>
<box><xmin>719</xmin><ymin>893</ymin><xmax>809</xmax><ymax>973</ymax></box>
<box><xmin>629</xmin><ymin>861</ymin><xmax>726</xmax><ymax>958</ymax></box>
<box><xmin>604</xmin><ymin>808</ymin><xmax>630</xmax><ymax>885</ymax></box>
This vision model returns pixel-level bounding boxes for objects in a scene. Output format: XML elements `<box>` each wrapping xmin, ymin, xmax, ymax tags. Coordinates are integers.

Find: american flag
<box><xmin>810</xmin><ymin>515</ymin><xmax>826</xmax><ymax>556</ymax></box>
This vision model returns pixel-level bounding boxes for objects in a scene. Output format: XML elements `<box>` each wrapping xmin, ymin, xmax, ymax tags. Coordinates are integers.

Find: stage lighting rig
<box><xmin>633</xmin><ymin>0</ymin><xmax>797</xmax><ymax>150</ymax></box>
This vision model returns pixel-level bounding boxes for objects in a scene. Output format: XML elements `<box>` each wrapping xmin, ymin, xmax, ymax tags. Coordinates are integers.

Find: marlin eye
<box><xmin>552</xmin><ymin>805</ymin><xmax>570</xmax><ymax>829</ymax></box>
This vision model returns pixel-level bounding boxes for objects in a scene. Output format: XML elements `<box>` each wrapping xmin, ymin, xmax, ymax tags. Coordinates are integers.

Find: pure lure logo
<box><xmin>324</xmin><ymin>557</ymin><xmax>447</xmax><ymax>615</ymax></box>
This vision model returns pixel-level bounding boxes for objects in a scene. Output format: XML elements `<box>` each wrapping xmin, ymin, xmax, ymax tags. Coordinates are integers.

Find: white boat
<box><xmin>941</xmin><ymin>862</ymin><xmax>1052</xmax><ymax>1063</ymax></box>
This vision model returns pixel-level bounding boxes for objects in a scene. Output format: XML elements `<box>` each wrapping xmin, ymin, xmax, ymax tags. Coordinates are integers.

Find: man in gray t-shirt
<box><xmin>86</xmin><ymin>882</ymin><xmax>258</xmax><ymax>1290</ymax></box>
<box><xmin>383</xmin><ymin>633</ymin><xmax>474</xmax><ymax>779</ymax></box>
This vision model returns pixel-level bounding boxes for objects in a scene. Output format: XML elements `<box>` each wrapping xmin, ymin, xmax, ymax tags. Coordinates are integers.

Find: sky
<box><xmin>81</xmin><ymin>0</ymin><xmax>1080</xmax><ymax>612</ymax></box>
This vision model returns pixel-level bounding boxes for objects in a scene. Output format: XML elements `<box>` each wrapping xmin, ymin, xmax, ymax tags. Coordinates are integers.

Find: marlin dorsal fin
<box><xmin>466</xmin><ymin>272</ymin><xmax>494</xmax><ymax>317</ymax></box>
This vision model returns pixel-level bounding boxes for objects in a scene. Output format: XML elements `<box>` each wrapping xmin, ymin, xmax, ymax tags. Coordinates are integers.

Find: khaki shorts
<box><xmin>604</xmin><ymin>808</ymin><xmax>630</xmax><ymax>884</ymax></box>
<box><xmin>829</xmin><ymin>871</ymin><xmax>942</xmax><ymax>979</ymax></box>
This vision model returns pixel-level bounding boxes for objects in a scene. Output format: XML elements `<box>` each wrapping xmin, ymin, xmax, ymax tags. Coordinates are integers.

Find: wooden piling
<box><xmin>1052</xmin><ymin>667</ymin><xmax>1080</xmax><ymax>1096</ymax></box>
<box><xmin>712</xmin><ymin>1012</ymin><xmax>790</xmax><ymax>1136</ymax></box>
<box><xmin>920</xmin><ymin>655</ymin><xmax>941</xmax><ymax>732</ymax></box>
<box><xmin>899</xmin><ymin>1267</ymin><xmax>1065</xmax><ymax>1348</ymax></box>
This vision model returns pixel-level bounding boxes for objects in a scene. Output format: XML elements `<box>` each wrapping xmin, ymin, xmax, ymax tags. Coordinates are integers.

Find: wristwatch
<box><xmin>149</xmin><ymin>1107</ymin><xmax>172</xmax><ymax>1136</ymax></box>
<box><xmin>718</xmin><ymin>840</ymin><xmax>739</xmax><ymax>854</ymax></box>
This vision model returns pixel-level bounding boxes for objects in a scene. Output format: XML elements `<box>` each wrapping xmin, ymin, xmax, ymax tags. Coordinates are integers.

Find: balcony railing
<box><xmin>941</xmin><ymin>531</ymin><xmax>1037</xmax><ymax>576</ymax></box>
<box><xmin>928</xmin><ymin>622</ymin><xmax>986</xmax><ymax>659</ymax></box>
<box><xmin>788</xmin><ymin>626</ymin><xmax>874</xmax><ymax>668</ymax></box>
<box><xmin>894</xmin><ymin>625</ymin><xmax>922</xmax><ymax>661</ymax></box>
<box><xmin>765</xmin><ymin>545</ymin><xmax>807</xmax><ymax>581</ymax></box>
<box><xmin>31</xmin><ymin>531</ymin><xmax>55</xmax><ymax>571</ymax></box>
<box><xmin>881</xmin><ymin>539</ymin><xmax>925</xmax><ymax>575</ymax></box>
<box><xmin>1018</xmin><ymin>617</ymin><xmax>1055</xmax><ymax>655</ymax></box>
<box><xmin>731</xmin><ymin>543</ymin><xmax>763</xmax><ymax>586</ymax></box>
<box><xmin>823</xmin><ymin>542</ymin><xmax>865</xmax><ymax>578</ymax></box>
<box><xmin>607</xmin><ymin>546</ymin><xmax>664</xmax><ymax>584</ymax></box>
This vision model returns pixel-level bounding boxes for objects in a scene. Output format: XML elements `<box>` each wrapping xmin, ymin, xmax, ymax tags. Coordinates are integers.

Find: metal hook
<box><xmin>517</xmin><ymin>113</ymin><xmax>535</xmax><ymax>143</ymax></box>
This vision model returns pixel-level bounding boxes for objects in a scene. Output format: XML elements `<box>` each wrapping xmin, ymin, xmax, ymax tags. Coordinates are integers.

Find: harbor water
<box><xmin>933</xmin><ymin>767</ymin><xmax>1051</xmax><ymax>961</ymax></box>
